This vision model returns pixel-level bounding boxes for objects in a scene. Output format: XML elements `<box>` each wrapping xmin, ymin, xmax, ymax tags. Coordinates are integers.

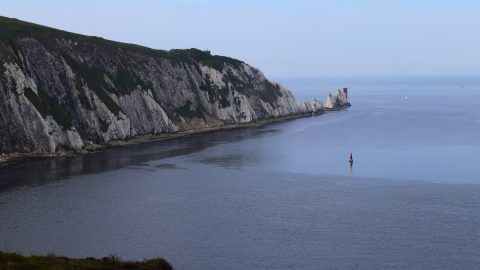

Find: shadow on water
<box><xmin>0</xmin><ymin>127</ymin><xmax>282</xmax><ymax>192</ymax></box>
<box><xmin>196</xmin><ymin>154</ymin><xmax>250</xmax><ymax>168</ymax></box>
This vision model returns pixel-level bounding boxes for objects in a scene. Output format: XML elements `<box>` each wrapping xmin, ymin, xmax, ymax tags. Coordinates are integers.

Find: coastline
<box><xmin>0</xmin><ymin>105</ymin><xmax>350</xmax><ymax>167</ymax></box>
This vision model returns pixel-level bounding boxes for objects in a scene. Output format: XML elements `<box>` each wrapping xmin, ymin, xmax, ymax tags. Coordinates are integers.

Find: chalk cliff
<box><xmin>324</xmin><ymin>89</ymin><xmax>350</xmax><ymax>110</ymax></box>
<box><xmin>0</xmin><ymin>16</ymin><xmax>349</xmax><ymax>155</ymax></box>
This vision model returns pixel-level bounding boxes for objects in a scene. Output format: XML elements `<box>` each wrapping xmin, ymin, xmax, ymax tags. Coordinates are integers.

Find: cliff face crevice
<box><xmin>0</xmin><ymin>16</ymin><xmax>350</xmax><ymax>154</ymax></box>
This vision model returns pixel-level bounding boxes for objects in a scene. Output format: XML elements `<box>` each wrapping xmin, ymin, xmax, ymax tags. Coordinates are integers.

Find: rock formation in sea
<box><xmin>0</xmin><ymin>16</ymin><xmax>350</xmax><ymax>155</ymax></box>
<box><xmin>324</xmin><ymin>89</ymin><xmax>349</xmax><ymax>110</ymax></box>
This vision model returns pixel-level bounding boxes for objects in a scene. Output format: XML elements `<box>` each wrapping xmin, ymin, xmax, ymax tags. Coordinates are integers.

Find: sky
<box><xmin>1</xmin><ymin>0</ymin><xmax>479</xmax><ymax>78</ymax></box>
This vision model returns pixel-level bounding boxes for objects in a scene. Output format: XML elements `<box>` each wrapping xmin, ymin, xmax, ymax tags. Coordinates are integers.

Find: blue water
<box><xmin>0</xmin><ymin>76</ymin><xmax>479</xmax><ymax>269</ymax></box>
<box><xmin>277</xmin><ymin>76</ymin><xmax>480</xmax><ymax>183</ymax></box>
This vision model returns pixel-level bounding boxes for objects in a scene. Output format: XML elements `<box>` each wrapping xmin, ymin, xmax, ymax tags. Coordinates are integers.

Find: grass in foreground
<box><xmin>0</xmin><ymin>252</ymin><xmax>173</xmax><ymax>270</ymax></box>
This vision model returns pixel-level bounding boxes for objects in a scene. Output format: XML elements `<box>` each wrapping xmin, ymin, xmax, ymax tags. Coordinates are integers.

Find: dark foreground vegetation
<box><xmin>0</xmin><ymin>252</ymin><xmax>173</xmax><ymax>270</ymax></box>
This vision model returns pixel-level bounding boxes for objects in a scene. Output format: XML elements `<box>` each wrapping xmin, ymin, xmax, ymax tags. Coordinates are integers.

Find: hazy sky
<box><xmin>2</xmin><ymin>0</ymin><xmax>479</xmax><ymax>78</ymax></box>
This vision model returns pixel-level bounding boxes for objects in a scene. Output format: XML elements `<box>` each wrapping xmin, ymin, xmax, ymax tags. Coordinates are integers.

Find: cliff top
<box><xmin>0</xmin><ymin>252</ymin><xmax>173</xmax><ymax>270</ymax></box>
<box><xmin>0</xmin><ymin>15</ymin><xmax>243</xmax><ymax>70</ymax></box>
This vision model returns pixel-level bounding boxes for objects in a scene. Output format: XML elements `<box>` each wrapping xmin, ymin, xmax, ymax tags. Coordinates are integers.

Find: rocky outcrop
<box><xmin>0</xmin><ymin>16</ymin><xmax>349</xmax><ymax>155</ymax></box>
<box><xmin>324</xmin><ymin>89</ymin><xmax>350</xmax><ymax>110</ymax></box>
<box><xmin>312</xmin><ymin>98</ymin><xmax>324</xmax><ymax>112</ymax></box>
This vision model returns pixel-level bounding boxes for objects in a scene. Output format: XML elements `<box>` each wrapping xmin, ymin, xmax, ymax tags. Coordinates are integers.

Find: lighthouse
<box><xmin>343</xmin><ymin>88</ymin><xmax>348</xmax><ymax>99</ymax></box>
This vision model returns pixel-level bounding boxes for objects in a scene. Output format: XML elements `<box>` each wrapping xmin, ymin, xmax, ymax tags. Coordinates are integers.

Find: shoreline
<box><xmin>0</xmin><ymin>105</ymin><xmax>350</xmax><ymax>167</ymax></box>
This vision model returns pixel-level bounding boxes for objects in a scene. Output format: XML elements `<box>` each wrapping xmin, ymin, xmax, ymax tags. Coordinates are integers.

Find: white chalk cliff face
<box><xmin>324</xmin><ymin>89</ymin><xmax>349</xmax><ymax>110</ymax></box>
<box><xmin>0</xmin><ymin>16</ymin><xmax>349</xmax><ymax>154</ymax></box>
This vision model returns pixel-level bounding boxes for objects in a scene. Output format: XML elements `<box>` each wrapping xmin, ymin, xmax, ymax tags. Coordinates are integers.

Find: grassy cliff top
<box><xmin>0</xmin><ymin>252</ymin><xmax>173</xmax><ymax>270</ymax></box>
<box><xmin>0</xmin><ymin>15</ymin><xmax>243</xmax><ymax>70</ymax></box>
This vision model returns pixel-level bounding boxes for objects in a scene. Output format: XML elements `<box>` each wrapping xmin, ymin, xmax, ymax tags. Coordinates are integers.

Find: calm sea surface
<box><xmin>0</xmin><ymin>76</ymin><xmax>479</xmax><ymax>269</ymax></box>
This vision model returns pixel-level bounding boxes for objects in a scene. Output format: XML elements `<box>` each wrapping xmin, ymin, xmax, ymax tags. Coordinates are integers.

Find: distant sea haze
<box><xmin>0</xmin><ymin>76</ymin><xmax>479</xmax><ymax>269</ymax></box>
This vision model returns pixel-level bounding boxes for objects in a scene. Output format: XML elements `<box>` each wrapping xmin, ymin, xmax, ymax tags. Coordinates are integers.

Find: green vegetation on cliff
<box><xmin>172</xmin><ymin>48</ymin><xmax>243</xmax><ymax>70</ymax></box>
<box><xmin>0</xmin><ymin>16</ymin><xmax>243</xmax><ymax>71</ymax></box>
<box><xmin>0</xmin><ymin>252</ymin><xmax>173</xmax><ymax>270</ymax></box>
<box><xmin>23</xmin><ymin>87</ymin><xmax>73</xmax><ymax>129</ymax></box>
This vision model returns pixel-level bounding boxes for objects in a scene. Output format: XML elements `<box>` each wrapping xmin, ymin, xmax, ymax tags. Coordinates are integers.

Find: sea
<box><xmin>0</xmin><ymin>76</ymin><xmax>479</xmax><ymax>269</ymax></box>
